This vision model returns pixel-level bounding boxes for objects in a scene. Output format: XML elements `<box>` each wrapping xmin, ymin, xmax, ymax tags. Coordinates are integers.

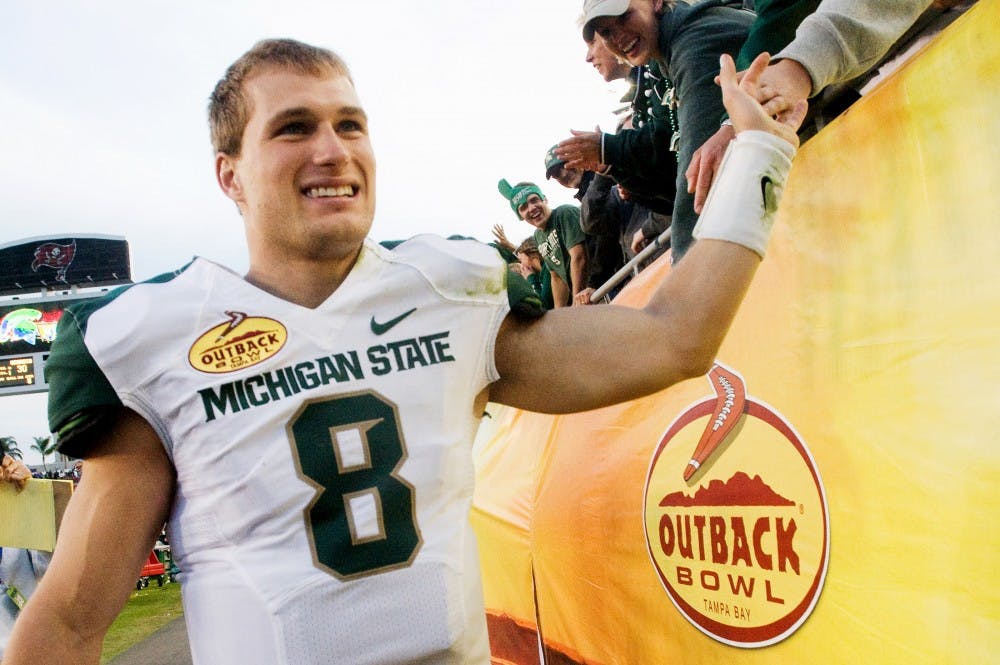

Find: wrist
<box><xmin>691</xmin><ymin>131</ymin><xmax>796</xmax><ymax>258</ymax></box>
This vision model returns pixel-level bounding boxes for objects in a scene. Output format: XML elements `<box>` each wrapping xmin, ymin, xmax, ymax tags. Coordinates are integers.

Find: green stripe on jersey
<box><xmin>47</xmin><ymin>262</ymin><xmax>194</xmax><ymax>456</ymax></box>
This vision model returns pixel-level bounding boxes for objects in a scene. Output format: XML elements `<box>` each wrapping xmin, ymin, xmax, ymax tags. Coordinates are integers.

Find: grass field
<box><xmin>100</xmin><ymin>581</ymin><xmax>184</xmax><ymax>664</ymax></box>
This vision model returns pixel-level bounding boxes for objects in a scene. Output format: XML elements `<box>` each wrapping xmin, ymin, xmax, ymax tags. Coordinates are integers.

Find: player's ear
<box><xmin>215</xmin><ymin>152</ymin><xmax>243</xmax><ymax>203</ymax></box>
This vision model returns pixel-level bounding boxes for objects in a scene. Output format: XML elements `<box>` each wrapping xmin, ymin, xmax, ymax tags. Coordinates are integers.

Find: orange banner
<box><xmin>472</xmin><ymin>4</ymin><xmax>1000</xmax><ymax>663</ymax></box>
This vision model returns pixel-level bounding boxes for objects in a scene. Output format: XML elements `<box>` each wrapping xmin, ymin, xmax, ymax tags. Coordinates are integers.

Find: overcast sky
<box><xmin>1</xmin><ymin>1</ymin><xmax>628</xmax><ymax>464</ymax></box>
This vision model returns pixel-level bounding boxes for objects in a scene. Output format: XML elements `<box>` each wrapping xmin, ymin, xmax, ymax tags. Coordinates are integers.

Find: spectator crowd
<box><xmin>491</xmin><ymin>0</ymin><xmax>972</xmax><ymax>309</ymax></box>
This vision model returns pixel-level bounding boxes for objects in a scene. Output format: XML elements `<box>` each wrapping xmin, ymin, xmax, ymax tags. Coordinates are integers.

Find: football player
<box><xmin>7</xmin><ymin>40</ymin><xmax>804</xmax><ymax>664</ymax></box>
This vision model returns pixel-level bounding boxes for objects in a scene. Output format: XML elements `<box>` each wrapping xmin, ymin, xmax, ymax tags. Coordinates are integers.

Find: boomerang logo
<box><xmin>643</xmin><ymin>363</ymin><xmax>829</xmax><ymax>648</ymax></box>
<box><xmin>189</xmin><ymin>312</ymin><xmax>287</xmax><ymax>373</ymax></box>
<box><xmin>215</xmin><ymin>311</ymin><xmax>247</xmax><ymax>342</ymax></box>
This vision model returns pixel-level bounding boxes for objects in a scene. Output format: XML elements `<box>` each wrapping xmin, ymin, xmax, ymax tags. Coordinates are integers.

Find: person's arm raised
<box><xmin>491</xmin><ymin>54</ymin><xmax>807</xmax><ymax>413</ymax></box>
<box><xmin>5</xmin><ymin>410</ymin><xmax>175</xmax><ymax>665</ymax></box>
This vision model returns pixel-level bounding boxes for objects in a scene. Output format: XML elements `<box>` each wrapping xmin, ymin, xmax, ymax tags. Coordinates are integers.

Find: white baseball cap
<box><xmin>581</xmin><ymin>0</ymin><xmax>631</xmax><ymax>41</ymax></box>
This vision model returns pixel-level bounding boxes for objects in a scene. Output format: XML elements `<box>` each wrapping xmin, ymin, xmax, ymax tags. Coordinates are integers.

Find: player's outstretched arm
<box><xmin>5</xmin><ymin>410</ymin><xmax>175</xmax><ymax>665</ymax></box>
<box><xmin>491</xmin><ymin>54</ymin><xmax>806</xmax><ymax>413</ymax></box>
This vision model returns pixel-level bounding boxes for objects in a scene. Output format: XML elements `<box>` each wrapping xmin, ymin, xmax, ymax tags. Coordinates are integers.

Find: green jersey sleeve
<box><xmin>46</xmin><ymin>300</ymin><xmax>123</xmax><ymax>458</ymax></box>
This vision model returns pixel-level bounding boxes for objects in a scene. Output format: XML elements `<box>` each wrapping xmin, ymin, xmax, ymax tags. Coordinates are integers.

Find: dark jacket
<box><xmin>603</xmin><ymin>0</ymin><xmax>753</xmax><ymax>260</ymax></box>
<box><xmin>604</xmin><ymin>66</ymin><xmax>678</xmax><ymax>211</ymax></box>
<box><xmin>737</xmin><ymin>0</ymin><xmax>822</xmax><ymax>70</ymax></box>
<box><xmin>576</xmin><ymin>172</ymin><xmax>626</xmax><ymax>289</ymax></box>
<box><xmin>581</xmin><ymin>174</ymin><xmax>670</xmax><ymax>268</ymax></box>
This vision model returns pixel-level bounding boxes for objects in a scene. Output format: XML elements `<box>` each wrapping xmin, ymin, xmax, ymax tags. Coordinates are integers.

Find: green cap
<box><xmin>544</xmin><ymin>144</ymin><xmax>565</xmax><ymax>179</ymax></box>
<box><xmin>498</xmin><ymin>179</ymin><xmax>545</xmax><ymax>218</ymax></box>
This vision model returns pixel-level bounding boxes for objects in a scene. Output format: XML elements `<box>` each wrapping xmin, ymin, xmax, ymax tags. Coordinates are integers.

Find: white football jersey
<box><xmin>47</xmin><ymin>236</ymin><xmax>514</xmax><ymax>664</ymax></box>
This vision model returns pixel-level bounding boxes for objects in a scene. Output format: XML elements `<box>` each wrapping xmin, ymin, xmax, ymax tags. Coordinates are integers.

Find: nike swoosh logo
<box><xmin>761</xmin><ymin>176</ymin><xmax>774</xmax><ymax>212</ymax></box>
<box><xmin>370</xmin><ymin>308</ymin><xmax>417</xmax><ymax>335</ymax></box>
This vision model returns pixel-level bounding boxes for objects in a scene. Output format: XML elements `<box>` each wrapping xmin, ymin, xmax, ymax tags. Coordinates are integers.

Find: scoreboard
<box><xmin>0</xmin><ymin>356</ymin><xmax>37</xmax><ymax>389</ymax></box>
<box><xmin>0</xmin><ymin>236</ymin><xmax>132</xmax><ymax>397</ymax></box>
<box><xmin>0</xmin><ymin>293</ymin><xmax>107</xmax><ymax>396</ymax></box>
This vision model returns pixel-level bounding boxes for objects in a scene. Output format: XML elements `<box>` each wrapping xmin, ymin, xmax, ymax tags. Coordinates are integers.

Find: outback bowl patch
<box><xmin>643</xmin><ymin>363</ymin><xmax>829</xmax><ymax>648</ymax></box>
<box><xmin>189</xmin><ymin>311</ymin><xmax>287</xmax><ymax>373</ymax></box>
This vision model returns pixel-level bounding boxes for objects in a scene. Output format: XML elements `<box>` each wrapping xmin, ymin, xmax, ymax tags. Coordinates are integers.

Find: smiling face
<box><xmin>590</xmin><ymin>0</ymin><xmax>663</xmax><ymax>67</ymax></box>
<box><xmin>518</xmin><ymin>193</ymin><xmax>552</xmax><ymax>229</ymax></box>
<box><xmin>586</xmin><ymin>37</ymin><xmax>631</xmax><ymax>82</ymax></box>
<box><xmin>216</xmin><ymin>66</ymin><xmax>375</xmax><ymax>264</ymax></box>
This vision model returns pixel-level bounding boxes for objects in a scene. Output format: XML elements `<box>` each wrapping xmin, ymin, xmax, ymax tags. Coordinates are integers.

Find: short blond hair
<box><xmin>208</xmin><ymin>38</ymin><xmax>353</xmax><ymax>156</ymax></box>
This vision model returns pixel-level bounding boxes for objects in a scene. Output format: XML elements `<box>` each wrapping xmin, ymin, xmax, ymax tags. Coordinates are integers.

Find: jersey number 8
<box><xmin>289</xmin><ymin>391</ymin><xmax>422</xmax><ymax>579</ymax></box>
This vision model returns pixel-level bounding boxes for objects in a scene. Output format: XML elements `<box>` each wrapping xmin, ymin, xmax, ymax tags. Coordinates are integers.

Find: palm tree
<box><xmin>31</xmin><ymin>435</ymin><xmax>57</xmax><ymax>471</ymax></box>
<box><xmin>0</xmin><ymin>435</ymin><xmax>23</xmax><ymax>460</ymax></box>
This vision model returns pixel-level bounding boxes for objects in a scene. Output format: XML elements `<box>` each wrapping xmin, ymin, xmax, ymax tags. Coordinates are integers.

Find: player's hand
<box><xmin>686</xmin><ymin>123</ymin><xmax>736</xmax><ymax>214</ymax></box>
<box><xmin>492</xmin><ymin>224</ymin><xmax>515</xmax><ymax>252</ymax></box>
<box><xmin>555</xmin><ymin>127</ymin><xmax>603</xmax><ymax>172</ymax></box>
<box><xmin>1</xmin><ymin>454</ymin><xmax>31</xmax><ymax>492</ymax></box>
<box><xmin>719</xmin><ymin>53</ymin><xmax>807</xmax><ymax>147</ymax></box>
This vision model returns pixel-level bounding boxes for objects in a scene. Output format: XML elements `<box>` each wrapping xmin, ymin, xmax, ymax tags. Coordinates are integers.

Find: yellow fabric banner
<box><xmin>472</xmin><ymin>4</ymin><xmax>1000</xmax><ymax>663</ymax></box>
<box><xmin>0</xmin><ymin>480</ymin><xmax>73</xmax><ymax>552</ymax></box>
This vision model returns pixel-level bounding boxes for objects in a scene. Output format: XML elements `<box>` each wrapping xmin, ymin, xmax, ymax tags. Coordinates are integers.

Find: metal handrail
<box><xmin>589</xmin><ymin>227</ymin><xmax>671</xmax><ymax>303</ymax></box>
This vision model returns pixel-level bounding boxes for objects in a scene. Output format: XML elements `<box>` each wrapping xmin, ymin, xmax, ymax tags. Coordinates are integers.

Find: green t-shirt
<box><xmin>533</xmin><ymin>204</ymin><xmax>585</xmax><ymax>291</ymax></box>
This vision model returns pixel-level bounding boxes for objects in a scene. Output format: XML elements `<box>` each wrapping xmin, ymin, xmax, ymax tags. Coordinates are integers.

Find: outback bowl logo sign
<box><xmin>643</xmin><ymin>363</ymin><xmax>829</xmax><ymax>647</ymax></box>
<box><xmin>189</xmin><ymin>311</ymin><xmax>287</xmax><ymax>373</ymax></box>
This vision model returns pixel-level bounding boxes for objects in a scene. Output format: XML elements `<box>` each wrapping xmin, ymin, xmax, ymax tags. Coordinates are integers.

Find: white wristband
<box><xmin>692</xmin><ymin>130</ymin><xmax>796</xmax><ymax>258</ymax></box>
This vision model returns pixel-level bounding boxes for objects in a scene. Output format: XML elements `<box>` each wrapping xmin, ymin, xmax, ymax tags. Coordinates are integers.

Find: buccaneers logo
<box><xmin>31</xmin><ymin>241</ymin><xmax>77</xmax><ymax>282</ymax></box>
